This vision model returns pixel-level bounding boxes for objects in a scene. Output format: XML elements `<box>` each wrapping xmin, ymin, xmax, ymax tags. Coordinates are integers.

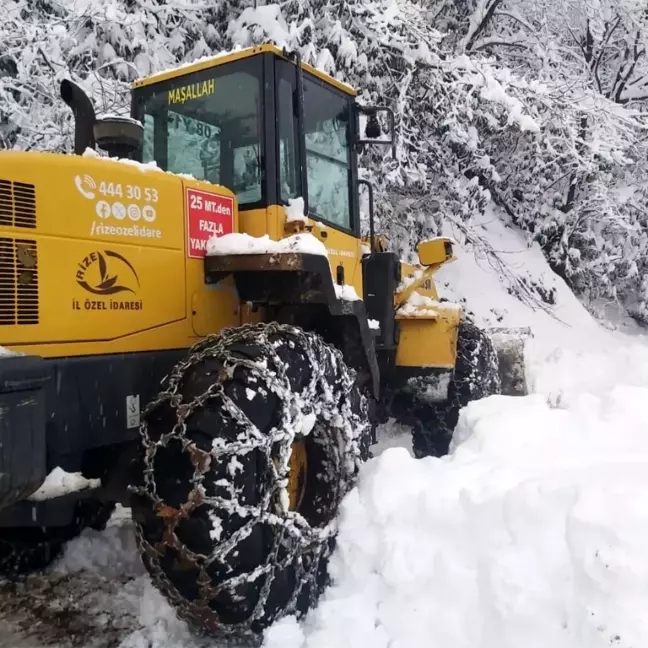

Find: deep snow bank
<box><xmin>265</xmin><ymin>387</ymin><xmax>648</xmax><ymax>648</ymax></box>
<box><xmin>260</xmin><ymin>211</ymin><xmax>648</xmax><ymax>648</ymax></box>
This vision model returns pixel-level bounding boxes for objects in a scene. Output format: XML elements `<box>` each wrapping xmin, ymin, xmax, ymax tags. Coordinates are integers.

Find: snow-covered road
<box><xmin>269</xmin><ymin>379</ymin><xmax>648</xmax><ymax>648</ymax></box>
<box><xmin>3</xmin><ymin>209</ymin><xmax>648</xmax><ymax>648</ymax></box>
<box><xmin>4</xmin><ymin>329</ymin><xmax>648</xmax><ymax>648</ymax></box>
<box><xmin>0</xmin><ymin>504</ymin><xmax>218</xmax><ymax>648</ymax></box>
<box><xmin>266</xmin><ymin>210</ymin><xmax>648</xmax><ymax>648</ymax></box>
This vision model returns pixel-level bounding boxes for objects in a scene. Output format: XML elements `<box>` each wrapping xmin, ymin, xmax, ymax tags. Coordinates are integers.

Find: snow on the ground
<box><xmin>54</xmin><ymin>507</ymin><xmax>211</xmax><ymax>648</ymax></box>
<box><xmin>258</xmin><ymin>207</ymin><xmax>648</xmax><ymax>648</ymax></box>
<box><xmin>435</xmin><ymin>205</ymin><xmax>611</xmax><ymax>341</ymax></box>
<box><xmin>435</xmin><ymin>205</ymin><xmax>648</xmax><ymax>397</ymax></box>
<box><xmin>5</xmin><ymin>206</ymin><xmax>648</xmax><ymax>648</ymax></box>
<box><xmin>371</xmin><ymin>418</ymin><xmax>413</xmax><ymax>457</ymax></box>
<box><xmin>266</xmin><ymin>387</ymin><xmax>648</xmax><ymax>648</ymax></box>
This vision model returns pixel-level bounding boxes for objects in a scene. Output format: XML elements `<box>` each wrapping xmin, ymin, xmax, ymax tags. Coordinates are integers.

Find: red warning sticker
<box><xmin>185</xmin><ymin>187</ymin><xmax>234</xmax><ymax>259</ymax></box>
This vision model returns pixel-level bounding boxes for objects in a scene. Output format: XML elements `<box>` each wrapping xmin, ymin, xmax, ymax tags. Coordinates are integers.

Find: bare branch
<box><xmin>465</xmin><ymin>0</ymin><xmax>505</xmax><ymax>52</ymax></box>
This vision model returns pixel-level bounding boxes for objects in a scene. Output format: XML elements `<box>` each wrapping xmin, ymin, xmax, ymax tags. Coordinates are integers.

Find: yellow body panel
<box><xmin>0</xmin><ymin>151</ymin><xmax>240</xmax><ymax>358</ymax></box>
<box><xmin>394</xmin><ymin>248</ymin><xmax>463</xmax><ymax>369</ymax></box>
<box><xmin>0</xmin><ymin>148</ymin><xmax>456</xmax><ymax>373</ymax></box>
<box><xmin>0</xmin><ymin>149</ymin><xmax>364</xmax><ymax>359</ymax></box>
<box><xmin>245</xmin><ymin>204</ymin><xmax>364</xmax><ymax>303</ymax></box>
<box><xmin>239</xmin><ymin>205</ymin><xmax>284</xmax><ymax>241</ymax></box>
<box><xmin>395</xmin><ymin>305</ymin><xmax>462</xmax><ymax>369</ymax></box>
<box><xmin>132</xmin><ymin>44</ymin><xmax>357</xmax><ymax>97</ymax></box>
<box><xmin>312</xmin><ymin>223</ymin><xmax>363</xmax><ymax>298</ymax></box>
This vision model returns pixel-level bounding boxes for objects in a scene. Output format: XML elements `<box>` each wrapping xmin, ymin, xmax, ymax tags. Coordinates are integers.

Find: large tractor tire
<box><xmin>0</xmin><ymin>499</ymin><xmax>116</xmax><ymax>576</ymax></box>
<box><xmin>130</xmin><ymin>322</ymin><xmax>371</xmax><ymax>642</ymax></box>
<box><xmin>411</xmin><ymin>320</ymin><xmax>501</xmax><ymax>458</ymax></box>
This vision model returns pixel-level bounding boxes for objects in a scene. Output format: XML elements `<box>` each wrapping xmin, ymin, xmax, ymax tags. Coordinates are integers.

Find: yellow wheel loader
<box><xmin>0</xmin><ymin>44</ymin><xmax>528</xmax><ymax>640</ymax></box>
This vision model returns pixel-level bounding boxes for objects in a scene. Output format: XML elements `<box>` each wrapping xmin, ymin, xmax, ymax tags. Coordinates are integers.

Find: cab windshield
<box><xmin>135</xmin><ymin>57</ymin><xmax>263</xmax><ymax>208</ymax></box>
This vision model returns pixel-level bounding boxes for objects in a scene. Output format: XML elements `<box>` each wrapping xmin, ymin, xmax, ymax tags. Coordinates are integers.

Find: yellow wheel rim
<box><xmin>287</xmin><ymin>440</ymin><xmax>308</xmax><ymax>511</ymax></box>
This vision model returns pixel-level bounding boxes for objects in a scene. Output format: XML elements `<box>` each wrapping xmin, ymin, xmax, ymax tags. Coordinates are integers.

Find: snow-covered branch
<box><xmin>4</xmin><ymin>0</ymin><xmax>648</xmax><ymax>323</ymax></box>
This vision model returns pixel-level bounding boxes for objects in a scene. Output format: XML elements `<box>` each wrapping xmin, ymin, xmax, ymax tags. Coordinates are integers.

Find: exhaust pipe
<box><xmin>60</xmin><ymin>79</ymin><xmax>96</xmax><ymax>155</ymax></box>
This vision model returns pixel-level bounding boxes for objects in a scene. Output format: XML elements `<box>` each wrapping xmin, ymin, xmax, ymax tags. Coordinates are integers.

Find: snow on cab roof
<box><xmin>130</xmin><ymin>44</ymin><xmax>357</xmax><ymax>96</ymax></box>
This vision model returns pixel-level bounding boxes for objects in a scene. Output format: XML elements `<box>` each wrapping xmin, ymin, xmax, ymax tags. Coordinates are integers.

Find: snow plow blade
<box><xmin>487</xmin><ymin>326</ymin><xmax>532</xmax><ymax>396</ymax></box>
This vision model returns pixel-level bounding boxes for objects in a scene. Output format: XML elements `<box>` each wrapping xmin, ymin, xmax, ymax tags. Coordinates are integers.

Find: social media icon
<box><xmin>112</xmin><ymin>202</ymin><xmax>126</xmax><ymax>220</ymax></box>
<box><xmin>96</xmin><ymin>200</ymin><xmax>111</xmax><ymax>219</ymax></box>
<box><xmin>127</xmin><ymin>204</ymin><xmax>141</xmax><ymax>221</ymax></box>
<box><xmin>142</xmin><ymin>205</ymin><xmax>156</xmax><ymax>222</ymax></box>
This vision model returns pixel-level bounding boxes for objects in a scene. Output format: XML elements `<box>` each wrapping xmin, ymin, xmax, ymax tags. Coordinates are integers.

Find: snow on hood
<box><xmin>206</xmin><ymin>231</ymin><xmax>329</xmax><ymax>257</ymax></box>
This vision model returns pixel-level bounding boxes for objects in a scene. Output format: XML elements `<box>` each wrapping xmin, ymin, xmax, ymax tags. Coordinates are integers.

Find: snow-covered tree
<box><xmin>441</xmin><ymin>0</ymin><xmax>648</xmax><ymax>320</ymax></box>
<box><xmin>3</xmin><ymin>0</ymin><xmax>648</xmax><ymax>323</ymax></box>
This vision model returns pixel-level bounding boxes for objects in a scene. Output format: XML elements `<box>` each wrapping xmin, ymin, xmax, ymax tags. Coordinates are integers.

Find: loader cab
<box><xmin>130</xmin><ymin>45</ymin><xmax>393</xmax><ymax>242</ymax></box>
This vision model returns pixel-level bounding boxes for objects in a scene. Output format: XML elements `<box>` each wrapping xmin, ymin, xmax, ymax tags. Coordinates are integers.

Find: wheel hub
<box><xmin>287</xmin><ymin>440</ymin><xmax>307</xmax><ymax>511</ymax></box>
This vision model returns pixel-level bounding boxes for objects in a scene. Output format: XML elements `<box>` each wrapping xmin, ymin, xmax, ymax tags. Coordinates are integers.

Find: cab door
<box><xmin>274</xmin><ymin>57</ymin><xmax>364</xmax><ymax>297</ymax></box>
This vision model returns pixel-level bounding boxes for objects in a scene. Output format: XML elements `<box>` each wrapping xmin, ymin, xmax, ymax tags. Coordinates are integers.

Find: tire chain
<box><xmin>130</xmin><ymin>322</ymin><xmax>369</xmax><ymax>644</ymax></box>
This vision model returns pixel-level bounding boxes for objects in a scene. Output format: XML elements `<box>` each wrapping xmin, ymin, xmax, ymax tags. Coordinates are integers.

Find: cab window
<box><xmin>303</xmin><ymin>76</ymin><xmax>352</xmax><ymax>229</ymax></box>
<box><xmin>138</xmin><ymin>57</ymin><xmax>263</xmax><ymax>208</ymax></box>
<box><xmin>276</xmin><ymin>61</ymin><xmax>353</xmax><ymax>230</ymax></box>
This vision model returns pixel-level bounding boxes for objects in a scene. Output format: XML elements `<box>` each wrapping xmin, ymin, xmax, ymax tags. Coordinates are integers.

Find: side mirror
<box><xmin>355</xmin><ymin>104</ymin><xmax>396</xmax><ymax>157</ymax></box>
<box><xmin>417</xmin><ymin>237</ymin><xmax>455</xmax><ymax>267</ymax></box>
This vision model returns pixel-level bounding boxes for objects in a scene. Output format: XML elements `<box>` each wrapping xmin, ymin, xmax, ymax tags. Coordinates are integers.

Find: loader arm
<box><xmin>395</xmin><ymin>236</ymin><xmax>457</xmax><ymax>307</ymax></box>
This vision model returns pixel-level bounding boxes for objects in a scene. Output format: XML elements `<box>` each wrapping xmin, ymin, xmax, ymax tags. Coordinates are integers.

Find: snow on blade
<box><xmin>27</xmin><ymin>467</ymin><xmax>100</xmax><ymax>501</ymax></box>
<box><xmin>206</xmin><ymin>232</ymin><xmax>328</xmax><ymax>257</ymax></box>
<box><xmin>398</xmin><ymin>291</ymin><xmax>439</xmax><ymax>316</ymax></box>
<box><xmin>396</xmin><ymin>268</ymin><xmax>424</xmax><ymax>292</ymax></box>
<box><xmin>398</xmin><ymin>291</ymin><xmax>462</xmax><ymax>317</ymax></box>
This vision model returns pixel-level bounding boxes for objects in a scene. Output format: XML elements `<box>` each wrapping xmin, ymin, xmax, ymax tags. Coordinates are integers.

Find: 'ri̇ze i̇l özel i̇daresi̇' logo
<box><xmin>76</xmin><ymin>250</ymin><xmax>140</xmax><ymax>296</ymax></box>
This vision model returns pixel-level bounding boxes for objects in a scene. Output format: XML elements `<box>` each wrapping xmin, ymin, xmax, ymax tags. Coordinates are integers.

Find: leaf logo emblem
<box><xmin>77</xmin><ymin>250</ymin><xmax>140</xmax><ymax>296</ymax></box>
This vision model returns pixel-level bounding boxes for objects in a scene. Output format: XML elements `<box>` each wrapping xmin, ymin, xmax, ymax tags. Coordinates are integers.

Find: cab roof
<box><xmin>130</xmin><ymin>43</ymin><xmax>357</xmax><ymax>96</ymax></box>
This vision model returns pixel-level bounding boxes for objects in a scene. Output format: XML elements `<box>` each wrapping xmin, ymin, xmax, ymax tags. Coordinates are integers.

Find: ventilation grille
<box><xmin>0</xmin><ymin>180</ymin><xmax>36</xmax><ymax>228</ymax></box>
<box><xmin>0</xmin><ymin>238</ymin><xmax>39</xmax><ymax>325</ymax></box>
